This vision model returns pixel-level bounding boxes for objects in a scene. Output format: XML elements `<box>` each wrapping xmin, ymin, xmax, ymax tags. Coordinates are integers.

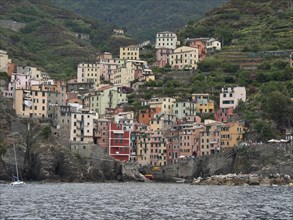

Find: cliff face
<box><xmin>0</xmin><ymin>98</ymin><xmax>121</xmax><ymax>182</ymax></box>
<box><xmin>159</xmin><ymin>144</ymin><xmax>293</xmax><ymax>180</ymax></box>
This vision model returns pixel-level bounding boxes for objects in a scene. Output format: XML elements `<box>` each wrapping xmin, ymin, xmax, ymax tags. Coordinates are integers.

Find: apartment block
<box><xmin>93</xmin><ymin>118</ymin><xmax>111</xmax><ymax>152</ymax></box>
<box><xmin>156</xmin><ymin>48</ymin><xmax>173</xmax><ymax>68</ymax></box>
<box><xmin>138</xmin><ymin>107</ymin><xmax>161</xmax><ymax>125</ymax></box>
<box><xmin>169</xmin><ymin>46</ymin><xmax>199</xmax><ymax>69</ymax></box>
<box><xmin>192</xmin><ymin>93</ymin><xmax>214</xmax><ymax>114</ymax></box>
<box><xmin>109</xmin><ymin>123</ymin><xmax>131</xmax><ymax>161</ymax></box>
<box><xmin>220</xmin><ymin>87</ymin><xmax>246</xmax><ymax>109</ymax></box>
<box><xmin>147</xmin><ymin>97</ymin><xmax>176</xmax><ymax>114</ymax></box>
<box><xmin>77</xmin><ymin>63</ymin><xmax>100</xmax><ymax>88</ymax></box>
<box><xmin>173</xmin><ymin>101</ymin><xmax>196</xmax><ymax>119</ymax></box>
<box><xmin>155</xmin><ymin>31</ymin><xmax>177</xmax><ymax>50</ymax></box>
<box><xmin>70</xmin><ymin>109</ymin><xmax>98</xmax><ymax>143</ymax></box>
<box><xmin>83</xmin><ymin>85</ymin><xmax>128</xmax><ymax>116</ymax></box>
<box><xmin>220</xmin><ymin>122</ymin><xmax>244</xmax><ymax>148</ymax></box>
<box><xmin>120</xmin><ymin>45</ymin><xmax>140</xmax><ymax>60</ymax></box>
<box><xmin>199</xmin><ymin>120</ymin><xmax>222</xmax><ymax>156</ymax></box>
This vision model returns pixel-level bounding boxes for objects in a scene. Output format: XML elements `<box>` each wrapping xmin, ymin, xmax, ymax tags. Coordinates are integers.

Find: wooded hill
<box><xmin>51</xmin><ymin>0</ymin><xmax>228</xmax><ymax>41</ymax></box>
<box><xmin>0</xmin><ymin>0</ymin><xmax>136</xmax><ymax>79</ymax></box>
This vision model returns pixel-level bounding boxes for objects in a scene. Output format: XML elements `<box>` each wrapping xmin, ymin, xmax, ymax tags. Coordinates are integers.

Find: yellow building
<box><xmin>120</xmin><ymin>45</ymin><xmax>140</xmax><ymax>60</ymax></box>
<box><xmin>220</xmin><ymin>122</ymin><xmax>244</xmax><ymax>148</ymax></box>
<box><xmin>200</xmin><ymin>121</ymin><xmax>221</xmax><ymax>156</ymax></box>
<box><xmin>169</xmin><ymin>46</ymin><xmax>198</xmax><ymax>69</ymax></box>
<box><xmin>14</xmin><ymin>83</ymin><xmax>66</xmax><ymax>118</ymax></box>
<box><xmin>14</xmin><ymin>86</ymin><xmax>48</xmax><ymax>118</ymax></box>
<box><xmin>191</xmin><ymin>93</ymin><xmax>215</xmax><ymax>114</ymax></box>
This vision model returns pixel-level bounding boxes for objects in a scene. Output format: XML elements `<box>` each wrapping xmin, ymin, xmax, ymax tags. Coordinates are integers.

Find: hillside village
<box><xmin>0</xmin><ymin>29</ymin><xmax>292</xmax><ymax>168</ymax></box>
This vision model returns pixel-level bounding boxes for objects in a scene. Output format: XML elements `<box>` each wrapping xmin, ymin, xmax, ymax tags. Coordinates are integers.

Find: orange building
<box><xmin>138</xmin><ymin>107</ymin><xmax>161</xmax><ymax>125</ymax></box>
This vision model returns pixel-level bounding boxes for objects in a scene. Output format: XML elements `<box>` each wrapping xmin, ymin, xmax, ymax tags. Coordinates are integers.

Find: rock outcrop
<box><xmin>191</xmin><ymin>173</ymin><xmax>292</xmax><ymax>186</ymax></box>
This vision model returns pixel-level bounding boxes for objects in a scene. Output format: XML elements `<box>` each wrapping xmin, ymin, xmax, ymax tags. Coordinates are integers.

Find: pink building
<box><xmin>166</xmin><ymin>130</ymin><xmax>180</xmax><ymax>164</ymax></box>
<box><xmin>156</xmin><ymin>48</ymin><xmax>173</xmax><ymax>68</ymax></box>
<box><xmin>97</xmin><ymin>52</ymin><xmax>121</xmax><ymax>81</ymax></box>
<box><xmin>149</xmin><ymin>130</ymin><xmax>167</xmax><ymax>166</ymax></box>
<box><xmin>214</xmin><ymin>107</ymin><xmax>234</xmax><ymax>123</ymax></box>
<box><xmin>188</xmin><ymin>40</ymin><xmax>207</xmax><ymax>61</ymax></box>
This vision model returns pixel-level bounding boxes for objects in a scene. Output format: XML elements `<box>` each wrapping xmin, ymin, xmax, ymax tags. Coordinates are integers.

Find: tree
<box><xmin>262</xmin><ymin>91</ymin><xmax>291</xmax><ymax>128</ymax></box>
<box><xmin>253</xmin><ymin>120</ymin><xmax>276</xmax><ymax>142</ymax></box>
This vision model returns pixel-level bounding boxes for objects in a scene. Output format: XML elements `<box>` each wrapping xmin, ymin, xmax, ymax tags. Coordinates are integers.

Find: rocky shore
<box><xmin>191</xmin><ymin>173</ymin><xmax>293</xmax><ymax>186</ymax></box>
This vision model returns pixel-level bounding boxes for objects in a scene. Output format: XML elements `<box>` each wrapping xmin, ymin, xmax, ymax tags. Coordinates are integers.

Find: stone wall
<box><xmin>0</xmin><ymin>20</ymin><xmax>26</xmax><ymax>32</ymax></box>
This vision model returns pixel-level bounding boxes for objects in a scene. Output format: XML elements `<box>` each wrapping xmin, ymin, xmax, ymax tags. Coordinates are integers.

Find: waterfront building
<box><xmin>93</xmin><ymin>118</ymin><xmax>111</xmax><ymax>152</ymax></box>
<box><xmin>220</xmin><ymin>122</ymin><xmax>244</xmax><ymax>148</ymax></box>
<box><xmin>70</xmin><ymin>108</ymin><xmax>98</xmax><ymax>143</ymax></box>
<box><xmin>149</xmin><ymin>130</ymin><xmax>167</xmax><ymax>166</ymax></box>
<box><xmin>109</xmin><ymin>122</ymin><xmax>131</xmax><ymax>161</ymax></box>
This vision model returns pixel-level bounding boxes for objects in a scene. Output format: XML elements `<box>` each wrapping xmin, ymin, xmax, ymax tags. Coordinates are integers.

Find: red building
<box><xmin>109</xmin><ymin>123</ymin><xmax>131</xmax><ymax>161</ymax></box>
<box><xmin>94</xmin><ymin>118</ymin><xmax>111</xmax><ymax>152</ymax></box>
<box><xmin>138</xmin><ymin>107</ymin><xmax>161</xmax><ymax>125</ymax></box>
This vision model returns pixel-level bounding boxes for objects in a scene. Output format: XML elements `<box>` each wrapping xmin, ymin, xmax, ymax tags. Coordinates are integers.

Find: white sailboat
<box><xmin>10</xmin><ymin>144</ymin><xmax>25</xmax><ymax>186</ymax></box>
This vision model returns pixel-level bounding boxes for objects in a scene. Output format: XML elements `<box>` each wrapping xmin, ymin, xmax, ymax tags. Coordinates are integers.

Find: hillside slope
<box><xmin>0</xmin><ymin>0</ymin><xmax>136</xmax><ymax>79</ymax></box>
<box><xmin>178</xmin><ymin>0</ymin><xmax>293</xmax><ymax>51</ymax></box>
<box><xmin>51</xmin><ymin>0</ymin><xmax>228</xmax><ymax>41</ymax></box>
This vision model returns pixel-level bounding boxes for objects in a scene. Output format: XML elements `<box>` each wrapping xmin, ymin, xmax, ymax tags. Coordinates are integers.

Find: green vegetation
<box><xmin>0</xmin><ymin>0</ymin><xmax>135</xmax><ymax>79</ymax></box>
<box><xmin>51</xmin><ymin>0</ymin><xmax>228</xmax><ymax>40</ymax></box>
<box><xmin>178</xmin><ymin>0</ymin><xmax>293</xmax><ymax>51</ymax></box>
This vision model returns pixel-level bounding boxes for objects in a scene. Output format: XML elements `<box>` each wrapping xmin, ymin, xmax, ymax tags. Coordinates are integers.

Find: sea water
<box><xmin>0</xmin><ymin>182</ymin><xmax>292</xmax><ymax>219</ymax></box>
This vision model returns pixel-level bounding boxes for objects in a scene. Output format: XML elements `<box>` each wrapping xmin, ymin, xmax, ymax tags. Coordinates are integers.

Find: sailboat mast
<box><xmin>13</xmin><ymin>144</ymin><xmax>19</xmax><ymax>181</ymax></box>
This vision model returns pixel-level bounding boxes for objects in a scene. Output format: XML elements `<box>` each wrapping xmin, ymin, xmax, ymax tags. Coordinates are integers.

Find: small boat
<box><xmin>176</xmin><ymin>179</ymin><xmax>185</xmax><ymax>184</ymax></box>
<box><xmin>10</xmin><ymin>144</ymin><xmax>25</xmax><ymax>187</ymax></box>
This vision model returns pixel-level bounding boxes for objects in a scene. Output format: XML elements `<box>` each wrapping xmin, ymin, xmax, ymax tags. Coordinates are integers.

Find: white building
<box><xmin>220</xmin><ymin>87</ymin><xmax>246</xmax><ymax>109</ymax></box>
<box><xmin>206</xmin><ymin>38</ymin><xmax>221</xmax><ymax>52</ymax></box>
<box><xmin>155</xmin><ymin>31</ymin><xmax>178</xmax><ymax>50</ymax></box>
<box><xmin>112</xmin><ymin>60</ymin><xmax>147</xmax><ymax>87</ymax></box>
<box><xmin>173</xmin><ymin>101</ymin><xmax>196</xmax><ymax>119</ymax></box>
<box><xmin>77</xmin><ymin>63</ymin><xmax>100</xmax><ymax>88</ymax></box>
<box><xmin>16</xmin><ymin>66</ymin><xmax>50</xmax><ymax>81</ymax></box>
<box><xmin>70</xmin><ymin>109</ymin><xmax>98</xmax><ymax>143</ymax></box>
